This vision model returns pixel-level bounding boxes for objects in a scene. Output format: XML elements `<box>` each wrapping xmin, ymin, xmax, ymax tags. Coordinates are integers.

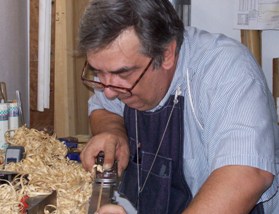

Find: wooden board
<box><xmin>73</xmin><ymin>0</ymin><xmax>92</xmax><ymax>135</ymax></box>
<box><xmin>273</xmin><ymin>58</ymin><xmax>279</xmax><ymax>104</ymax></box>
<box><xmin>241</xmin><ymin>30</ymin><xmax>262</xmax><ymax>66</ymax></box>
<box><xmin>54</xmin><ymin>0</ymin><xmax>90</xmax><ymax>137</ymax></box>
<box><xmin>54</xmin><ymin>0</ymin><xmax>76</xmax><ymax>137</ymax></box>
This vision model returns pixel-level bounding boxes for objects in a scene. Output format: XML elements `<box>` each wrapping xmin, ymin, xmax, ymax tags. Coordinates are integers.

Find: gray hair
<box><xmin>78</xmin><ymin>0</ymin><xmax>184</xmax><ymax>68</ymax></box>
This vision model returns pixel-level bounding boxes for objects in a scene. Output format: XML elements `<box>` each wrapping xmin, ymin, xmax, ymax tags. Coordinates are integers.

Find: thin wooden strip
<box><xmin>96</xmin><ymin>181</ymin><xmax>103</xmax><ymax>211</ymax></box>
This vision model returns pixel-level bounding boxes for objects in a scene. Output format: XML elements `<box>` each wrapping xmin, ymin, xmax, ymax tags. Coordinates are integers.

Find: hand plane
<box><xmin>88</xmin><ymin>152</ymin><xmax>118</xmax><ymax>213</ymax></box>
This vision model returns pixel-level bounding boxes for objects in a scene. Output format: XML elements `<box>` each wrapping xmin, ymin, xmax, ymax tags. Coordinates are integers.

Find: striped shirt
<box><xmin>88</xmin><ymin>27</ymin><xmax>279</xmax><ymax>213</ymax></box>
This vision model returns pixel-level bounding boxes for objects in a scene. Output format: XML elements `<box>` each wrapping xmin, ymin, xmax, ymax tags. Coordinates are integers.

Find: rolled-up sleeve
<box><xmin>88</xmin><ymin>90</ymin><xmax>124</xmax><ymax>117</ymax></box>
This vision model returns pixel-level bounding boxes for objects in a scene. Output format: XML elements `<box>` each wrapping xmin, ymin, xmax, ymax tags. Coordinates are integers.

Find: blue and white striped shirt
<box><xmin>88</xmin><ymin>27</ymin><xmax>279</xmax><ymax>213</ymax></box>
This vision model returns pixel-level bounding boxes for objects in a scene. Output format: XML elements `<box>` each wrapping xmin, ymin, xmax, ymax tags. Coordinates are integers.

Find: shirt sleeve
<box><xmin>197</xmin><ymin>45</ymin><xmax>279</xmax><ymax>202</ymax></box>
<box><xmin>88</xmin><ymin>90</ymin><xmax>124</xmax><ymax>117</ymax></box>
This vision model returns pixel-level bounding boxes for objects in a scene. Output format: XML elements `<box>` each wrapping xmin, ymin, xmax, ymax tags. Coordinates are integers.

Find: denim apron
<box><xmin>118</xmin><ymin>95</ymin><xmax>192</xmax><ymax>214</ymax></box>
<box><xmin>118</xmin><ymin>94</ymin><xmax>264</xmax><ymax>213</ymax></box>
<box><xmin>251</xmin><ymin>203</ymin><xmax>264</xmax><ymax>214</ymax></box>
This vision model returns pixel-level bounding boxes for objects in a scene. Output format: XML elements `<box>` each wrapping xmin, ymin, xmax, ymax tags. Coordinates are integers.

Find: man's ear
<box><xmin>161</xmin><ymin>40</ymin><xmax>177</xmax><ymax>70</ymax></box>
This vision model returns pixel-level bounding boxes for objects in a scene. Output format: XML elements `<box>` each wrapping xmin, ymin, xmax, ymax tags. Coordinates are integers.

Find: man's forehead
<box><xmin>90</xmin><ymin>30</ymin><xmax>141</xmax><ymax>61</ymax></box>
<box><xmin>111</xmin><ymin>27</ymin><xmax>141</xmax><ymax>56</ymax></box>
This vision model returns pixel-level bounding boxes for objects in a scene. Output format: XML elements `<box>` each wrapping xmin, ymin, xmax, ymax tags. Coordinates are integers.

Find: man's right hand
<box><xmin>80</xmin><ymin>132</ymin><xmax>129</xmax><ymax>175</ymax></box>
<box><xmin>95</xmin><ymin>204</ymin><xmax>127</xmax><ymax>214</ymax></box>
<box><xmin>80</xmin><ymin>109</ymin><xmax>129</xmax><ymax>176</ymax></box>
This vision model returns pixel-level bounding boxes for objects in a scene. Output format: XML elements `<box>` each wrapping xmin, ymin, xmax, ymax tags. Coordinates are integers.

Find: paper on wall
<box><xmin>234</xmin><ymin>0</ymin><xmax>279</xmax><ymax>30</ymax></box>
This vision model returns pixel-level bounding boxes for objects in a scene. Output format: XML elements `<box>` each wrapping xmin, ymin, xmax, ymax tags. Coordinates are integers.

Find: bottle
<box><xmin>0</xmin><ymin>101</ymin><xmax>9</xmax><ymax>150</ymax></box>
<box><xmin>8</xmin><ymin>101</ymin><xmax>19</xmax><ymax>130</ymax></box>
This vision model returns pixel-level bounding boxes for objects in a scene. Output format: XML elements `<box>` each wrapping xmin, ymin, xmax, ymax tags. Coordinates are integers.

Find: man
<box><xmin>78</xmin><ymin>0</ymin><xmax>279</xmax><ymax>213</ymax></box>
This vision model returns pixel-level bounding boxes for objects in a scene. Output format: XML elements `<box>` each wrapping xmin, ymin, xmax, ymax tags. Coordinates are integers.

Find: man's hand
<box><xmin>95</xmin><ymin>204</ymin><xmax>126</xmax><ymax>214</ymax></box>
<box><xmin>80</xmin><ymin>132</ymin><xmax>129</xmax><ymax>175</ymax></box>
<box><xmin>80</xmin><ymin>109</ymin><xmax>129</xmax><ymax>176</ymax></box>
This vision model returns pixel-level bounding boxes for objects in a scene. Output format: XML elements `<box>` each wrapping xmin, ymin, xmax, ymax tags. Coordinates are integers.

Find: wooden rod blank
<box><xmin>241</xmin><ymin>30</ymin><xmax>262</xmax><ymax>66</ymax></box>
<box><xmin>273</xmin><ymin>58</ymin><xmax>279</xmax><ymax>101</ymax></box>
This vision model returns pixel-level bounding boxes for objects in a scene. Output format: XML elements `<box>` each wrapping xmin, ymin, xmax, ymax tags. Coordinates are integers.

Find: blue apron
<box><xmin>118</xmin><ymin>94</ymin><xmax>264</xmax><ymax>214</ymax></box>
<box><xmin>119</xmin><ymin>95</ymin><xmax>192</xmax><ymax>214</ymax></box>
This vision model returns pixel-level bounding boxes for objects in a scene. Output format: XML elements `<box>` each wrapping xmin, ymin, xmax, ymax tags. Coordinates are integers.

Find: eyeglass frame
<box><xmin>81</xmin><ymin>58</ymin><xmax>154</xmax><ymax>96</ymax></box>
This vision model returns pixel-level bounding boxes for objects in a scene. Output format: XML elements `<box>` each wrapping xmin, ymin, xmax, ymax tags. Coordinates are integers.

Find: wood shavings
<box><xmin>0</xmin><ymin>149</ymin><xmax>5</xmax><ymax>165</ymax></box>
<box><xmin>0</xmin><ymin>178</ymin><xmax>24</xmax><ymax>213</ymax></box>
<box><xmin>93</xmin><ymin>164</ymin><xmax>104</xmax><ymax>173</ymax></box>
<box><xmin>0</xmin><ymin>126</ymin><xmax>93</xmax><ymax>214</ymax></box>
<box><xmin>90</xmin><ymin>164</ymin><xmax>104</xmax><ymax>183</ymax></box>
<box><xmin>44</xmin><ymin>204</ymin><xmax>58</xmax><ymax>214</ymax></box>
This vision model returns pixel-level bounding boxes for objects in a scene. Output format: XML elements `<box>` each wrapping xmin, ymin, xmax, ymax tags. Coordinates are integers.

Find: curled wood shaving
<box><xmin>0</xmin><ymin>126</ymin><xmax>93</xmax><ymax>214</ymax></box>
<box><xmin>93</xmin><ymin>164</ymin><xmax>104</xmax><ymax>173</ymax></box>
<box><xmin>0</xmin><ymin>178</ymin><xmax>25</xmax><ymax>213</ymax></box>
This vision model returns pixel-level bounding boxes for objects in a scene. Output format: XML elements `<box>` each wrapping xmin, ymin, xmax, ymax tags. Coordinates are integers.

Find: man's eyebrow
<box><xmin>89</xmin><ymin>64</ymin><xmax>140</xmax><ymax>74</ymax></box>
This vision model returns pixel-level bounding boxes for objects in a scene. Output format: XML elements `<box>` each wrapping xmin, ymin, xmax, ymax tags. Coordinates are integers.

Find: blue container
<box><xmin>67</xmin><ymin>152</ymin><xmax>81</xmax><ymax>162</ymax></box>
<box><xmin>59</xmin><ymin>137</ymin><xmax>78</xmax><ymax>149</ymax></box>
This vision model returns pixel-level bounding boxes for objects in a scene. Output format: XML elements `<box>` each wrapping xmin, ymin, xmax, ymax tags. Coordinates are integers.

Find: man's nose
<box><xmin>101</xmin><ymin>74</ymin><xmax>120</xmax><ymax>98</ymax></box>
<box><xmin>103</xmin><ymin>87</ymin><xmax>119</xmax><ymax>99</ymax></box>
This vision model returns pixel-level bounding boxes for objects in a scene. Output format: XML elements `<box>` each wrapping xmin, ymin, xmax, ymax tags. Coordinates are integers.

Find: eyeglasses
<box><xmin>81</xmin><ymin>58</ymin><xmax>153</xmax><ymax>97</ymax></box>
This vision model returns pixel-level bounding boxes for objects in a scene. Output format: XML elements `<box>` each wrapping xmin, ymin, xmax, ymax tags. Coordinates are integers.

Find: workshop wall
<box><xmin>191</xmin><ymin>0</ymin><xmax>279</xmax><ymax>92</ymax></box>
<box><xmin>0</xmin><ymin>0</ymin><xmax>29</xmax><ymax>124</ymax></box>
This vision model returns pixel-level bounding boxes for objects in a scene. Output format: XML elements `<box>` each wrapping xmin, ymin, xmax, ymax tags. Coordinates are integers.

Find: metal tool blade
<box><xmin>27</xmin><ymin>191</ymin><xmax>57</xmax><ymax>214</ymax></box>
<box><xmin>88</xmin><ymin>152</ymin><xmax>118</xmax><ymax>213</ymax></box>
<box><xmin>88</xmin><ymin>183</ymin><xmax>115</xmax><ymax>213</ymax></box>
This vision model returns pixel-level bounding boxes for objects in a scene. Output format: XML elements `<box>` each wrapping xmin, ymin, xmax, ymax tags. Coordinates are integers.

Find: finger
<box><xmin>103</xmin><ymin>143</ymin><xmax>117</xmax><ymax>170</ymax></box>
<box><xmin>97</xmin><ymin>204</ymin><xmax>126</xmax><ymax>214</ymax></box>
<box><xmin>115</xmin><ymin>142</ymin><xmax>129</xmax><ymax>176</ymax></box>
<box><xmin>80</xmin><ymin>145</ymin><xmax>96</xmax><ymax>172</ymax></box>
<box><xmin>80</xmin><ymin>139</ymin><xmax>102</xmax><ymax>172</ymax></box>
<box><xmin>116</xmin><ymin>150</ymin><xmax>129</xmax><ymax>176</ymax></box>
